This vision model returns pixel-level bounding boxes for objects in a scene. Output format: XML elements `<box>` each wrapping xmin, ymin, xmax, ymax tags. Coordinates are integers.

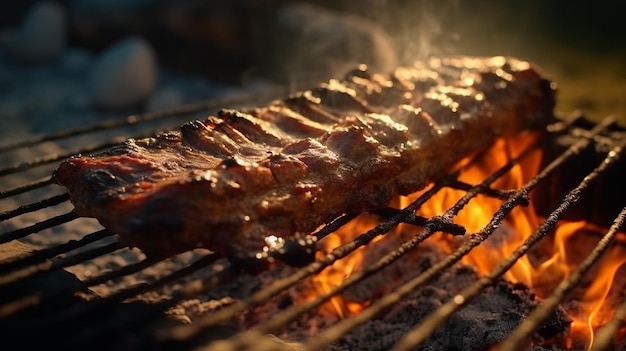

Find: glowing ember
<box><xmin>312</xmin><ymin>213</ymin><xmax>382</xmax><ymax>318</ymax></box>
<box><xmin>311</xmin><ymin>130</ymin><xmax>625</xmax><ymax>349</ymax></box>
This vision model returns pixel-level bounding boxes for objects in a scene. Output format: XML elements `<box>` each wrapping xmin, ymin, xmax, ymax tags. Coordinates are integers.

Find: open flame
<box><xmin>311</xmin><ymin>130</ymin><xmax>626</xmax><ymax>348</ymax></box>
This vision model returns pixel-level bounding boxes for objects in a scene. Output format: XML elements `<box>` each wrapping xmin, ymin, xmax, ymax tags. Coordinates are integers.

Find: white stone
<box><xmin>4</xmin><ymin>1</ymin><xmax>67</xmax><ymax>64</ymax></box>
<box><xmin>90</xmin><ymin>36</ymin><xmax>157</xmax><ymax>109</ymax></box>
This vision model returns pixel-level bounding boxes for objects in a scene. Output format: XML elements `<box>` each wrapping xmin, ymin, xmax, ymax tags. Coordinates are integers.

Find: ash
<box><xmin>322</xmin><ymin>238</ymin><xmax>571</xmax><ymax>351</ymax></box>
<box><xmin>169</xmin><ymin>229</ymin><xmax>572</xmax><ymax>351</ymax></box>
<box><xmin>327</xmin><ymin>259</ymin><xmax>570</xmax><ymax>351</ymax></box>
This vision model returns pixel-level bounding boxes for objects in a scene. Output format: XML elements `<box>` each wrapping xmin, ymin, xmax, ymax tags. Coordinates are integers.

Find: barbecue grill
<box><xmin>1</xmin><ymin>86</ymin><xmax>625</xmax><ymax>351</ymax></box>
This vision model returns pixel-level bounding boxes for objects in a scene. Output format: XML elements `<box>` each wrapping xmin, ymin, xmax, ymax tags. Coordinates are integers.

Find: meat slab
<box><xmin>53</xmin><ymin>56</ymin><xmax>556</xmax><ymax>267</ymax></box>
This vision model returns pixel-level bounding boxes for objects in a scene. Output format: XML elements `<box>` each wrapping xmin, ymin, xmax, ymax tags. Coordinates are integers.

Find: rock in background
<box><xmin>89</xmin><ymin>36</ymin><xmax>157</xmax><ymax>109</ymax></box>
<box><xmin>65</xmin><ymin>0</ymin><xmax>400</xmax><ymax>85</ymax></box>
<box><xmin>1</xmin><ymin>1</ymin><xmax>67</xmax><ymax>64</ymax></box>
<box><xmin>67</xmin><ymin>0</ymin><xmax>265</xmax><ymax>83</ymax></box>
<box><xmin>2</xmin><ymin>1</ymin><xmax>622</xmax><ymax>122</ymax></box>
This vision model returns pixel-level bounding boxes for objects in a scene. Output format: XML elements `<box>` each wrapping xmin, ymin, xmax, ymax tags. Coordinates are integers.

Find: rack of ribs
<box><xmin>53</xmin><ymin>56</ymin><xmax>556</xmax><ymax>268</ymax></box>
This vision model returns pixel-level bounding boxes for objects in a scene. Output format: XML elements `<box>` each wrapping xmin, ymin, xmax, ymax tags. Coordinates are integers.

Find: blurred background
<box><xmin>0</xmin><ymin>0</ymin><xmax>624</xmax><ymax>131</ymax></box>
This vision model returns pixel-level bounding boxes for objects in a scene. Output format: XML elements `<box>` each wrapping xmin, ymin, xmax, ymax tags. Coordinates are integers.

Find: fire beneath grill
<box><xmin>172</xmin><ymin>121</ymin><xmax>626</xmax><ymax>351</ymax></box>
<box><xmin>0</xmin><ymin>104</ymin><xmax>625</xmax><ymax>351</ymax></box>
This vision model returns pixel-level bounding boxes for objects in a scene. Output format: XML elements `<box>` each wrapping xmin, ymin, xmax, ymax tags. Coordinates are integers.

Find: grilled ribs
<box><xmin>53</xmin><ymin>56</ymin><xmax>556</xmax><ymax>267</ymax></box>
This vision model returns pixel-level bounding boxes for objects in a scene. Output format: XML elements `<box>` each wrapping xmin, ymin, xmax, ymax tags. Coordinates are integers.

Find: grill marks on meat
<box><xmin>53</xmin><ymin>56</ymin><xmax>556</xmax><ymax>266</ymax></box>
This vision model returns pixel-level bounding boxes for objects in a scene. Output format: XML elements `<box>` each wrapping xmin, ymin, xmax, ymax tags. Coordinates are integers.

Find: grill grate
<box><xmin>0</xmin><ymin>104</ymin><xmax>624</xmax><ymax>351</ymax></box>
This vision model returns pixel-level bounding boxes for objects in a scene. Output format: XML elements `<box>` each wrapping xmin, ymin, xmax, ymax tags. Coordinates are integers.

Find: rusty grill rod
<box><xmin>0</xmin><ymin>186</ymin><xmax>358</xmax><ymax>349</ymax></box>
<box><xmin>0</xmin><ymin>240</ymin><xmax>126</xmax><ymax>327</ymax></box>
<box><xmin>197</xmin><ymin>125</ymin><xmax>545</xmax><ymax>351</ymax></box>
<box><xmin>298</xmin><ymin>115</ymin><xmax>616</xmax><ymax>351</ymax></box>
<box><xmin>0</xmin><ymin>177</ymin><xmax>54</xmax><ymax>199</ymax></box>
<box><xmin>0</xmin><ymin>87</ymin><xmax>293</xmax><ymax>178</ymax></box>
<box><xmin>500</xmin><ymin>204</ymin><xmax>626</xmax><ymax>351</ymax></box>
<box><xmin>0</xmin><ymin>228</ymin><xmax>113</xmax><ymax>273</ymax></box>
<box><xmin>0</xmin><ymin>239</ymin><xmax>123</xmax><ymax>289</ymax></box>
<box><xmin>0</xmin><ymin>251</ymin><xmax>222</xmax><ymax>351</ymax></box>
<box><xmin>390</xmin><ymin>131</ymin><xmax>625</xmax><ymax>351</ymax></box>
<box><xmin>0</xmin><ymin>249</ymin><xmax>162</xmax><ymax>319</ymax></box>
<box><xmin>0</xmin><ymin>136</ymin><xmax>146</xmax><ymax>177</ymax></box>
<box><xmin>65</xmin><ymin>260</ymin><xmax>242</xmax><ymax>351</ymax></box>
<box><xmin>0</xmin><ymin>193</ymin><xmax>70</xmax><ymax>222</ymax></box>
<box><xmin>0</xmin><ymin>110</ymin><xmax>626</xmax><ymax>346</ymax></box>
<box><xmin>54</xmin><ymin>252</ymin><xmax>222</xmax><ymax>349</ymax></box>
<box><xmin>0</xmin><ymin>254</ymin><xmax>160</xmax><ymax>321</ymax></box>
<box><xmin>163</xmin><ymin>115</ymin><xmax>586</xmax><ymax>349</ymax></box>
<box><xmin>0</xmin><ymin>87</ymin><xmax>291</xmax><ymax>153</ymax></box>
<box><xmin>160</xmin><ymin>180</ymin><xmax>448</xmax><ymax>345</ymax></box>
<box><xmin>0</xmin><ymin>210</ymin><xmax>79</xmax><ymax>244</ymax></box>
<box><xmin>262</xmin><ymin>212</ymin><xmax>359</xmax><ymax>263</ymax></box>
<box><xmin>4</xmin><ymin>211</ymin><xmax>359</xmax><ymax>342</ymax></box>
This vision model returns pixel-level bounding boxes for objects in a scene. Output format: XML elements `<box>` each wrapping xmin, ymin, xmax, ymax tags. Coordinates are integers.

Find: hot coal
<box><xmin>169</xmin><ymin>227</ymin><xmax>572</xmax><ymax>351</ymax></box>
<box><xmin>322</xmin><ymin>240</ymin><xmax>571</xmax><ymax>351</ymax></box>
<box><xmin>326</xmin><ymin>273</ymin><xmax>571</xmax><ymax>351</ymax></box>
<box><xmin>533</xmin><ymin>116</ymin><xmax>626</xmax><ymax>229</ymax></box>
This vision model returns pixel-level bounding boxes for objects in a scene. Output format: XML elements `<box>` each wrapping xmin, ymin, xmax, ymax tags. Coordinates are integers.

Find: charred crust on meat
<box><xmin>283</xmin><ymin>93</ymin><xmax>340</xmax><ymax>124</ymax></box>
<box><xmin>323</xmin><ymin>125</ymin><xmax>380</xmax><ymax>160</ymax></box>
<box><xmin>391</xmin><ymin>105</ymin><xmax>442</xmax><ymax>143</ymax></box>
<box><xmin>53</xmin><ymin>56</ymin><xmax>557</xmax><ymax>271</ymax></box>
<box><xmin>217</xmin><ymin>108</ymin><xmax>285</xmax><ymax>147</ymax></box>
<box><xmin>310</xmin><ymin>80</ymin><xmax>375</xmax><ymax>113</ymax></box>
<box><xmin>265</xmin><ymin>153</ymin><xmax>308</xmax><ymax>184</ymax></box>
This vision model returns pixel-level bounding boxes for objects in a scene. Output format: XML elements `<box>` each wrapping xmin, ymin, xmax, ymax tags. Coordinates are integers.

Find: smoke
<box><xmin>252</xmin><ymin>1</ymin><xmax>400</xmax><ymax>87</ymax></box>
<box><xmin>367</xmin><ymin>0</ymin><xmax>552</xmax><ymax>63</ymax></box>
<box><xmin>387</xmin><ymin>0</ymin><xmax>461</xmax><ymax>63</ymax></box>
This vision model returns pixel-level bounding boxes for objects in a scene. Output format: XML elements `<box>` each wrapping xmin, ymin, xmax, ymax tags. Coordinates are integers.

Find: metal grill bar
<box><xmin>0</xmin><ymin>107</ymin><xmax>623</xmax><ymax>351</ymax></box>
<box><xmin>389</xmin><ymin>136</ymin><xmax>625</xmax><ymax>351</ymax></box>
<box><xmin>0</xmin><ymin>87</ymin><xmax>290</xmax><ymax>154</ymax></box>
<box><xmin>0</xmin><ymin>210</ymin><xmax>78</xmax><ymax>244</ymax></box>
<box><xmin>0</xmin><ymin>177</ymin><xmax>53</xmax><ymax>199</ymax></box>
<box><xmin>0</xmin><ymin>193</ymin><xmax>69</xmax><ymax>222</ymax></box>
<box><xmin>0</xmin><ymin>253</ymin><xmax>161</xmax><ymax>319</ymax></box>
<box><xmin>0</xmin><ymin>252</ymin><xmax>223</xmax><ymax>351</ymax></box>
<box><xmin>499</xmin><ymin>205</ymin><xmax>626</xmax><ymax>351</ymax></box>
<box><xmin>0</xmin><ymin>139</ymin><xmax>138</xmax><ymax>177</ymax></box>
<box><xmin>191</xmin><ymin>119</ymin><xmax>546</xmax><ymax>351</ymax></box>
<box><xmin>60</xmin><ymin>261</ymin><xmax>241</xmax><ymax>351</ymax></box>
<box><xmin>55</xmin><ymin>252</ymin><xmax>222</xmax><ymax>349</ymax></box>
<box><xmin>263</xmin><ymin>213</ymin><xmax>358</xmax><ymax>263</ymax></box>
<box><xmin>0</xmin><ymin>88</ymin><xmax>291</xmax><ymax>179</ymax></box>
<box><xmin>299</xmin><ymin>116</ymin><xmax>616</xmax><ymax>351</ymax></box>
<box><xmin>162</xmin><ymin>181</ymin><xmax>448</xmax><ymax>345</ymax></box>
<box><xmin>0</xmin><ymin>229</ymin><xmax>113</xmax><ymax>273</ymax></box>
<box><xmin>0</xmin><ymin>240</ymin><xmax>123</xmax><ymax>288</ymax></box>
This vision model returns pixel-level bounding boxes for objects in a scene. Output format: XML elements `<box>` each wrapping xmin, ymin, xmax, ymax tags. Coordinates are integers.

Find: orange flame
<box><xmin>310</xmin><ymin>212</ymin><xmax>382</xmax><ymax>319</ymax></box>
<box><xmin>311</xmin><ymin>131</ymin><xmax>626</xmax><ymax>347</ymax></box>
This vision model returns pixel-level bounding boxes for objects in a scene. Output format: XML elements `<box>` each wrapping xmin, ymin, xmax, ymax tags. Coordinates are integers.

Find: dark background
<box><xmin>1</xmin><ymin>1</ymin><xmax>622</xmax><ymax>55</ymax></box>
<box><xmin>1</xmin><ymin>0</ymin><xmax>624</xmax><ymax>120</ymax></box>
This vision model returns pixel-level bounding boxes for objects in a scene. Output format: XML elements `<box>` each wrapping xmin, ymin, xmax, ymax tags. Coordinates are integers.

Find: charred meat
<box><xmin>53</xmin><ymin>56</ymin><xmax>556</xmax><ymax>267</ymax></box>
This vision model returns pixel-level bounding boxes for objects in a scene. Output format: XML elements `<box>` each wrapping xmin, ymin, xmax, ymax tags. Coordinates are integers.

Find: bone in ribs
<box><xmin>53</xmin><ymin>56</ymin><xmax>556</xmax><ymax>268</ymax></box>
